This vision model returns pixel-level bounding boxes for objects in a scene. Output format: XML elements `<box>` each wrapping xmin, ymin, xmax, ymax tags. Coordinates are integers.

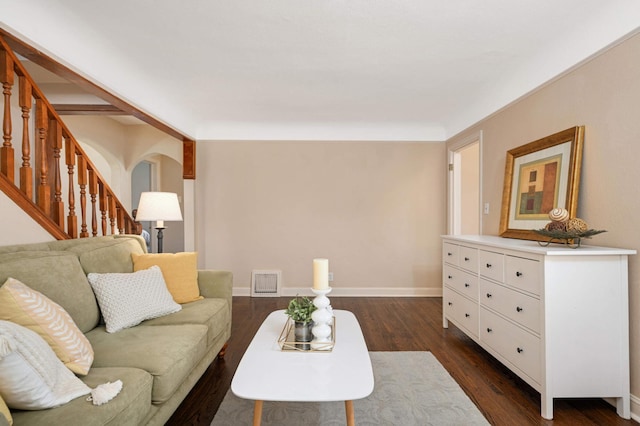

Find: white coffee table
<box><xmin>231</xmin><ymin>309</ymin><xmax>374</xmax><ymax>426</ymax></box>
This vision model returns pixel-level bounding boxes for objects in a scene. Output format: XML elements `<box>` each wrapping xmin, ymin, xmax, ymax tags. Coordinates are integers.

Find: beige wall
<box><xmin>0</xmin><ymin>192</ymin><xmax>54</xmax><ymax>245</ymax></box>
<box><xmin>195</xmin><ymin>141</ymin><xmax>446</xmax><ymax>296</ymax></box>
<box><xmin>448</xmin><ymin>33</ymin><xmax>640</xmax><ymax>411</ymax></box>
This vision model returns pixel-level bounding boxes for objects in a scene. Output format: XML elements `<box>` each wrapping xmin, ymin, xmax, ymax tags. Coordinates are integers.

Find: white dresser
<box><xmin>441</xmin><ymin>235</ymin><xmax>635</xmax><ymax>420</ymax></box>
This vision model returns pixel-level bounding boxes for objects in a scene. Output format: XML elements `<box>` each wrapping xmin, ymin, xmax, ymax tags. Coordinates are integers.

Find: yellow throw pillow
<box><xmin>0</xmin><ymin>278</ymin><xmax>94</xmax><ymax>376</ymax></box>
<box><xmin>0</xmin><ymin>394</ymin><xmax>12</xmax><ymax>426</ymax></box>
<box><xmin>131</xmin><ymin>252</ymin><xmax>202</xmax><ymax>304</ymax></box>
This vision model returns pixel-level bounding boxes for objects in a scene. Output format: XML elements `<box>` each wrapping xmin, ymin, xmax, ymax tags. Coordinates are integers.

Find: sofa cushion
<box><xmin>10</xmin><ymin>367</ymin><xmax>152</xmax><ymax>426</ymax></box>
<box><xmin>86</xmin><ymin>324</ymin><xmax>208</xmax><ymax>404</ymax></box>
<box><xmin>131</xmin><ymin>252</ymin><xmax>202</xmax><ymax>303</ymax></box>
<box><xmin>0</xmin><ymin>321</ymin><xmax>90</xmax><ymax>410</ymax></box>
<box><xmin>87</xmin><ymin>267</ymin><xmax>181</xmax><ymax>333</ymax></box>
<box><xmin>0</xmin><ymin>252</ymin><xmax>100</xmax><ymax>333</ymax></box>
<box><xmin>0</xmin><ymin>278</ymin><xmax>94</xmax><ymax>375</ymax></box>
<box><xmin>66</xmin><ymin>238</ymin><xmax>145</xmax><ymax>274</ymax></box>
<box><xmin>0</xmin><ymin>241</ymin><xmax>51</xmax><ymax>255</ymax></box>
<box><xmin>143</xmin><ymin>298</ymin><xmax>230</xmax><ymax>347</ymax></box>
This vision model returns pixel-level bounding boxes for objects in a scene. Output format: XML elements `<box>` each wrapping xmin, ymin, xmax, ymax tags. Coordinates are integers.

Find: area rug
<box><xmin>211</xmin><ymin>351</ymin><xmax>489</xmax><ymax>425</ymax></box>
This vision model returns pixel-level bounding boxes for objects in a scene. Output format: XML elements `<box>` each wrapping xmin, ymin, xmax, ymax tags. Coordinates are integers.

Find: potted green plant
<box><xmin>285</xmin><ymin>295</ymin><xmax>317</xmax><ymax>348</ymax></box>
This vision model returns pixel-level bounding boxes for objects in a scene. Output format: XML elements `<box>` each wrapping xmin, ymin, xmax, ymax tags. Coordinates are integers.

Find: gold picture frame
<box><xmin>499</xmin><ymin>126</ymin><xmax>584</xmax><ymax>241</ymax></box>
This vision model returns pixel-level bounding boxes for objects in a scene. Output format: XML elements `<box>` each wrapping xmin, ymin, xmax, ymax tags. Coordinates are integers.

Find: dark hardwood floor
<box><xmin>167</xmin><ymin>297</ymin><xmax>637</xmax><ymax>426</ymax></box>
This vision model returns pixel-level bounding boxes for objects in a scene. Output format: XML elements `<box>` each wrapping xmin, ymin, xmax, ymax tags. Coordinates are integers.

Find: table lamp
<box><xmin>135</xmin><ymin>192</ymin><xmax>183</xmax><ymax>253</ymax></box>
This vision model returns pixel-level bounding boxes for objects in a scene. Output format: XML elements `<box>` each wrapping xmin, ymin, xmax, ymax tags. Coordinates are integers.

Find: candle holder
<box><xmin>311</xmin><ymin>287</ymin><xmax>333</xmax><ymax>350</ymax></box>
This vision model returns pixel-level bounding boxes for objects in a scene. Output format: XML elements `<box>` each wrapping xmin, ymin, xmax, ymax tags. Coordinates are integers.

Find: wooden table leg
<box><xmin>345</xmin><ymin>400</ymin><xmax>355</xmax><ymax>426</ymax></box>
<box><xmin>253</xmin><ymin>400</ymin><xmax>263</xmax><ymax>426</ymax></box>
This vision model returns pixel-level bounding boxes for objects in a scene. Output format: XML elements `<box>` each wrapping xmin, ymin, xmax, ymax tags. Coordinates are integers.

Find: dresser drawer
<box><xmin>444</xmin><ymin>265</ymin><xmax>478</xmax><ymax>301</ymax></box>
<box><xmin>443</xmin><ymin>242</ymin><xmax>459</xmax><ymax>266</ymax></box>
<box><xmin>444</xmin><ymin>287</ymin><xmax>478</xmax><ymax>338</ymax></box>
<box><xmin>480</xmin><ymin>279</ymin><xmax>540</xmax><ymax>334</ymax></box>
<box><xmin>505</xmin><ymin>255</ymin><xmax>540</xmax><ymax>295</ymax></box>
<box><xmin>459</xmin><ymin>246</ymin><xmax>478</xmax><ymax>273</ymax></box>
<box><xmin>480</xmin><ymin>308</ymin><xmax>541</xmax><ymax>384</ymax></box>
<box><xmin>479</xmin><ymin>250</ymin><xmax>504</xmax><ymax>282</ymax></box>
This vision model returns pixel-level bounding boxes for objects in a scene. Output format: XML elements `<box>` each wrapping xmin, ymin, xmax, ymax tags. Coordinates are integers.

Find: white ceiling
<box><xmin>2</xmin><ymin>1</ymin><xmax>640</xmax><ymax>141</ymax></box>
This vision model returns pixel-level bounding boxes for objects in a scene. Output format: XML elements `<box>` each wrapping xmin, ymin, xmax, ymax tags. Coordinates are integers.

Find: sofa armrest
<box><xmin>197</xmin><ymin>270</ymin><xmax>232</xmax><ymax>303</ymax></box>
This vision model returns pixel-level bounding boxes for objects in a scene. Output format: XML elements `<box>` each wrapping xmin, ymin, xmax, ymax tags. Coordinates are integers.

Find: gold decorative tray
<box><xmin>532</xmin><ymin>228</ymin><xmax>607</xmax><ymax>248</ymax></box>
<box><xmin>277</xmin><ymin>317</ymin><xmax>335</xmax><ymax>352</ymax></box>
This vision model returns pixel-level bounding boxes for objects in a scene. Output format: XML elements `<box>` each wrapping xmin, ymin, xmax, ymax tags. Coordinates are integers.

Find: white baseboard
<box><xmin>631</xmin><ymin>393</ymin><xmax>640</xmax><ymax>422</ymax></box>
<box><xmin>232</xmin><ymin>286</ymin><xmax>443</xmax><ymax>297</ymax></box>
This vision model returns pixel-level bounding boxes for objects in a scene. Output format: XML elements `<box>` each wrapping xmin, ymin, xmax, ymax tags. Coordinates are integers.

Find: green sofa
<box><xmin>0</xmin><ymin>235</ymin><xmax>232</xmax><ymax>426</ymax></box>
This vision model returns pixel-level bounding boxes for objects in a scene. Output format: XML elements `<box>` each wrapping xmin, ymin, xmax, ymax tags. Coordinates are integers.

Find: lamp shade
<box><xmin>135</xmin><ymin>192</ymin><xmax>183</xmax><ymax>222</ymax></box>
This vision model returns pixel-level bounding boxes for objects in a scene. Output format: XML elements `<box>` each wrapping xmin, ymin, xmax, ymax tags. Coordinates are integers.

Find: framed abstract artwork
<box><xmin>499</xmin><ymin>126</ymin><xmax>584</xmax><ymax>241</ymax></box>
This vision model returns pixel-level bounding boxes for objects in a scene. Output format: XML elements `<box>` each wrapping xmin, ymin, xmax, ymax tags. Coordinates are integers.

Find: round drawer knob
<box><xmin>516</xmin><ymin>271</ymin><xmax>523</xmax><ymax>277</ymax></box>
<box><xmin>517</xmin><ymin>347</ymin><xmax>524</xmax><ymax>354</ymax></box>
<box><xmin>464</xmin><ymin>283</ymin><xmax>470</xmax><ymax>288</ymax></box>
<box><xmin>448</xmin><ymin>275</ymin><xmax>453</xmax><ymax>279</ymax></box>
<box><xmin>486</xmin><ymin>328</ymin><xmax>492</xmax><ymax>333</ymax></box>
<box><xmin>464</xmin><ymin>257</ymin><xmax>470</xmax><ymax>261</ymax></box>
<box><xmin>486</xmin><ymin>263</ymin><xmax>492</xmax><ymax>268</ymax></box>
<box><xmin>516</xmin><ymin>306</ymin><xmax>523</xmax><ymax>312</ymax></box>
<box><xmin>465</xmin><ymin>313</ymin><xmax>470</xmax><ymax>318</ymax></box>
<box><xmin>448</xmin><ymin>302</ymin><xmax>453</xmax><ymax>306</ymax></box>
<box><xmin>486</xmin><ymin>293</ymin><xmax>492</xmax><ymax>298</ymax></box>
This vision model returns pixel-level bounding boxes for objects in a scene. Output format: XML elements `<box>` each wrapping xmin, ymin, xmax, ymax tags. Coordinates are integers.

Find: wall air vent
<box><xmin>251</xmin><ymin>270</ymin><xmax>281</xmax><ymax>297</ymax></box>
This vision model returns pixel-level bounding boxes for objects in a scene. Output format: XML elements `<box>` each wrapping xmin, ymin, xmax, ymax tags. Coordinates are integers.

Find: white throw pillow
<box><xmin>0</xmin><ymin>320</ymin><xmax>91</xmax><ymax>410</ymax></box>
<box><xmin>87</xmin><ymin>266</ymin><xmax>181</xmax><ymax>333</ymax></box>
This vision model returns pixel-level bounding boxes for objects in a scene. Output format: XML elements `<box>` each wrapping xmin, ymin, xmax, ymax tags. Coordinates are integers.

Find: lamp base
<box><xmin>155</xmin><ymin>227</ymin><xmax>165</xmax><ymax>253</ymax></box>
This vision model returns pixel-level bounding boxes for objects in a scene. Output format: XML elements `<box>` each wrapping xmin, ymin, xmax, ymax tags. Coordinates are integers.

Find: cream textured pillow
<box><xmin>0</xmin><ymin>277</ymin><xmax>94</xmax><ymax>375</ymax></box>
<box><xmin>131</xmin><ymin>252</ymin><xmax>202</xmax><ymax>304</ymax></box>
<box><xmin>87</xmin><ymin>266</ymin><xmax>182</xmax><ymax>333</ymax></box>
<box><xmin>0</xmin><ymin>320</ymin><xmax>91</xmax><ymax>410</ymax></box>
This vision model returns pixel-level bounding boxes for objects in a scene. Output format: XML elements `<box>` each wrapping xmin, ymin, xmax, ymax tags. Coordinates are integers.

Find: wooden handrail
<box><xmin>0</xmin><ymin>34</ymin><xmax>135</xmax><ymax>240</ymax></box>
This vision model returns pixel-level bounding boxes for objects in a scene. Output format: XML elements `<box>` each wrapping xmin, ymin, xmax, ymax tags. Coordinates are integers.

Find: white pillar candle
<box><xmin>313</xmin><ymin>258</ymin><xmax>329</xmax><ymax>290</ymax></box>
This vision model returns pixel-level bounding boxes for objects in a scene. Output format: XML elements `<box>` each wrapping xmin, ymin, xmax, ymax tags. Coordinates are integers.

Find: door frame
<box><xmin>447</xmin><ymin>131</ymin><xmax>483</xmax><ymax>235</ymax></box>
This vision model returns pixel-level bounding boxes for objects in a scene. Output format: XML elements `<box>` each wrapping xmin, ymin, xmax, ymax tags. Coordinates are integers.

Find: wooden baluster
<box><xmin>19</xmin><ymin>76</ymin><xmax>32</xmax><ymax>196</ymax></box>
<box><xmin>88</xmin><ymin>169</ymin><xmax>98</xmax><ymax>236</ymax></box>
<box><xmin>77</xmin><ymin>154</ymin><xmax>88</xmax><ymax>237</ymax></box>
<box><xmin>98</xmin><ymin>182</ymin><xmax>107</xmax><ymax>235</ymax></box>
<box><xmin>108</xmin><ymin>193</ymin><xmax>116</xmax><ymax>235</ymax></box>
<box><xmin>0</xmin><ymin>49</ymin><xmax>14</xmax><ymax>182</ymax></box>
<box><xmin>35</xmin><ymin>99</ymin><xmax>50</xmax><ymax>214</ymax></box>
<box><xmin>117</xmin><ymin>205</ymin><xmax>124</xmax><ymax>234</ymax></box>
<box><xmin>49</xmin><ymin>120</ymin><xmax>64</xmax><ymax>228</ymax></box>
<box><xmin>65</xmin><ymin>137</ymin><xmax>77</xmax><ymax>238</ymax></box>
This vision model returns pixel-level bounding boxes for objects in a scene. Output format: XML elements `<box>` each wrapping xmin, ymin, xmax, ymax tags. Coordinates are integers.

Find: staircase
<box><xmin>0</xmin><ymin>34</ymin><xmax>135</xmax><ymax>240</ymax></box>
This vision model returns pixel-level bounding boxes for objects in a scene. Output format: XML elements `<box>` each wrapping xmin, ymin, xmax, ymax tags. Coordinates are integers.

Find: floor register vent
<box><xmin>251</xmin><ymin>270</ymin><xmax>281</xmax><ymax>297</ymax></box>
